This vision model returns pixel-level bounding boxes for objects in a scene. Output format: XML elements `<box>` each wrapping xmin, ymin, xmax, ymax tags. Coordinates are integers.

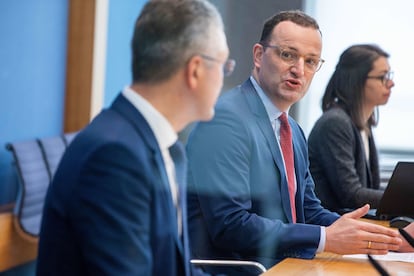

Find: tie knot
<box><xmin>279</xmin><ymin>112</ymin><xmax>288</xmax><ymax>123</ymax></box>
<box><xmin>168</xmin><ymin>141</ymin><xmax>184</xmax><ymax>159</ymax></box>
<box><xmin>279</xmin><ymin>113</ymin><xmax>290</xmax><ymax>129</ymax></box>
<box><xmin>168</xmin><ymin>141</ymin><xmax>187</xmax><ymax>169</ymax></box>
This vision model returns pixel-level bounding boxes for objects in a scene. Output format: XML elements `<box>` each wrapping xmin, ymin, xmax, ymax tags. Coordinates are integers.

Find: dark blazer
<box><xmin>308</xmin><ymin>107</ymin><xmax>383</xmax><ymax>212</ymax></box>
<box><xmin>186</xmin><ymin>79</ymin><xmax>339</xmax><ymax>275</ymax></box>
<box><xmin>37</xmin><ymin>94</ymin><xmax>191</xmax><ymax>276</ymax></box>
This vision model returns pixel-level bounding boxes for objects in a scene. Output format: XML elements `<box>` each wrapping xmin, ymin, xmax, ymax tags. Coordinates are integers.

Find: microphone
<box><xmin>367</xmin><ymin>254</ymin><xmax>390</xmax><ymax>276</ymax></box>
<box><xmin>399</xmin><ymin>228</ymin><xmax>414</xmax><ymax>248</ymax></box>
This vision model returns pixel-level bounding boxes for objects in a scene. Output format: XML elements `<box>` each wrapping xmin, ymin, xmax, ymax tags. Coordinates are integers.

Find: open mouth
<box><xmin>285</xmin><ymin>78</ymin><xmax>301</xmax><ymax>88</ymax></box>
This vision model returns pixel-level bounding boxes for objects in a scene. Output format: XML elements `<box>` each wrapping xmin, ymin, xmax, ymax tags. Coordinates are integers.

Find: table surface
<box><xmin>262</xmin><ymin>251</ymin><xmax>414</xmax><ymax>275</ymax></box>
<box><xmin>262</xmin><ymin>219</ymin><xmax>414</xmax><ymax>275</ymax></box>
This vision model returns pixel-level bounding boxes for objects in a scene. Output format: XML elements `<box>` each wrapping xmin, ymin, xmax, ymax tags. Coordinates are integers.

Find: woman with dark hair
<box><xmin>308</xmin><ymin>44</ymin><xmax>394</xmax><ymax>213</ymax></box>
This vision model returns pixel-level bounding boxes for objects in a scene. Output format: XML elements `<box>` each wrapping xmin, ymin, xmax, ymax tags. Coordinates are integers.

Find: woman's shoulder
<box><xmin>310</xmin><ymin>107</ymin><xmax>354</xmax><ymax>139</ymax></box>
<box><xmin>316</xmin><ymin>107</ymin><xmax>353</xmax><ymax>127</ymax></box>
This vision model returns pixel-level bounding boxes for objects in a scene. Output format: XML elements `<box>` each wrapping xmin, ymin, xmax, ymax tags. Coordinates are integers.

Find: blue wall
<box><xmin>0</xmin><ymin>0</ymin><xmax>146</xmax><ymax>275</ymax></box>
<box><xmin>0</xmin><ymin>1</ymin><xmax>68</xmax><ymax>275</ymax></box>
<box><xmin>104</xmin><ymin>0</ymin><xmax>146</xmax><ymax>107</ymax></box>
<box><xmin>0</xmin><ymin>0</ymin><xmax>68</xmax><ymax>206</ymax></box>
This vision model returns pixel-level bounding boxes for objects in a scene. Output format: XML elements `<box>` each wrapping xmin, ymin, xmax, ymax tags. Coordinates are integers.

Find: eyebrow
<box><xmin>278</xmin><ymin>44</ymin><xmax>320</xmax><ymax>57</ymax></box>
<box><xmin>370</xmin><ymin>69</ymin><xmax>390</xmax><ymax>74</ymax></box>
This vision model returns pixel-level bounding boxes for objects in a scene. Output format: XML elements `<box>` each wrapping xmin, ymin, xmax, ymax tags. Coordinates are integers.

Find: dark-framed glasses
<box><xmin>200</xmin><ymin>54</ymin><xmax>236</xmax><ymax>77</ymax></box>
<box><xmin>261</xmin><ymin>43</ymin><xmax>325</xmax><ymax>72</ymax></box>
<box><xmin>367</xmin><ymin>71</ymin><xmax>394</xmax><ymax>86</ymax></box>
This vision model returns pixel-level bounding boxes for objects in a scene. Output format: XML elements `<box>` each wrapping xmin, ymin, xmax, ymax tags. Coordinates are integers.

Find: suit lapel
<box><xmin>110</xmin><ymin>94</ymin><xmax>157</xmax><ymax>150</ymax></box>
<box><xmin>111</xmin><ymin>94</ymin><xmax>187</xmax><ymax>268</ymax></box>
<box><xmin>241</xmin><ymin>80</ymin><xmax>294</xmax><ymax>222</ymax></box>
<box><xmin>178</xmin><ymin>167</ymin><xmax>191</xmax><ymax>276</ymax></box>
<box><xmin>153</xmin><ymin>150</ymin><xmax>182</xmax><ymax>241</ymax></box>
<box><xmin>291</xmin><ymin>121</ymin><xmax>305</xmax><ymax>222</ymax></box>
<box><xmin>368</xmin><ymin>133</ymin><xmax>380</xmax><ymax>189</ymax></box>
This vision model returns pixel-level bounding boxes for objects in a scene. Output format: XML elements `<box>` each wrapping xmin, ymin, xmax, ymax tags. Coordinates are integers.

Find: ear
<box><xmin>253</xmin><ymin>43</ymin><xmax>264</xmax><ymax>69</ymax></box>
<box><xmin>186</xmin><ymin>55</ymin><xmax>203</xmax><ymax>90</ymax></box>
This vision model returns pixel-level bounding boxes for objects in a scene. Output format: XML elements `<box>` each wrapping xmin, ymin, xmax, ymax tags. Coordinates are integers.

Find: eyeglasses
<box><xmin>200</xmin><ymin>54</ymin><xmax>236</xmax><ymax>77</ymax></box>
<box><xmin>261</xmin><ymin>43</ymin><xmax>325</xmax><ymax>72</ymax></box>
<box><xmin>367</xmin><ymin>71</ymin><xmax>394</xmax><ymax>86</ymax></box>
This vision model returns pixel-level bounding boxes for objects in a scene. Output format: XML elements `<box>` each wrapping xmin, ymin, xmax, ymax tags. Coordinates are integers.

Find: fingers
<box><xmin>342</xmin><ymin>204</ymin><xmax>370</xmax><ymax>219</ymax></box>
<box><xmin>399</xmin><ymin>223</ymin><xmax>414</xmax><ymax>252</ymax></box>
<box><xmin>359</xmin><ymin>224</ymin><xmax>401</xmax><ymax>249</ymax></box>
<box><xmin>325</xmin><ymin>214</ymin><xmax>403</xmax><ymax>255</ymax></box>
<box><xmin>368</xmin><ymin>240</ymin><xmax>401</xmax><ymax>251</ymax></box>
<box><xmin>365</xmin><ymin>235</ymin><xmax>401</xmax><ymax>248</ymax></box>
<box><xmin>363</xmin><ymin>249</ymin><xmax>389</xmax><ymax>255</ymax></box>
<box><xmin>361</xmin><ymin>240</ymin><xmax>399</xmax><ymax>254</ymax></box>
<box><xmin>360</xmin><ymin>222</ymin><xmax>400</xmax><ymax>238</ymax></box>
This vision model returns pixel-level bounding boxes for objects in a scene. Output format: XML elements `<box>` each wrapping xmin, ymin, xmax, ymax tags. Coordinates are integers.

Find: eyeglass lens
<box><xmin>223</xmin><ymin>59</ymin><xmax>236</xmax><ymax>76</ymax></box>
<box><xmin>384</xmin><ymin>71</ymin><xmax>394</xmax><ymax>83</ymax></box>
<box><xmin>262</xmin><ymin>44</ymin><xmax>324</xmax><ymax>72</ymax></box>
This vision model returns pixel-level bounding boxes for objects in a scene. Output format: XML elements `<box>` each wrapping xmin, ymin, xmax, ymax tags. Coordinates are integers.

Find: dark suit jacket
<box><xmin>186</xmin><ymin>79</ymin><xmax>339</xmax><ymax>275</ymax></box>
<box><xmin>308</xmin><ymin>106</ymin><xmax>383</xmax><ymax>212</ymax></box>
<box><xmin>37</xmin><ymin>94</ymin><xmax>191</xmax><ymax>276</ymax></box>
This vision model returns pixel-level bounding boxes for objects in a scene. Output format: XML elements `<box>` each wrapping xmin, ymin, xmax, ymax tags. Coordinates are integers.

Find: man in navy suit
<box><xmin>36</xmin><ymin>0</ymin><xmax>234</xmax><ymax>275</ymax></box>
<box><xmin>186</xmin><ymin>10</ymin><xmax>402</xmax><ymax>275</ymax></box>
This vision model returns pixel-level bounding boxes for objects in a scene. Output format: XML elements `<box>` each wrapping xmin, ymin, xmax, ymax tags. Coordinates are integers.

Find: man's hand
<box><xmin>399</xmin><ymin>222</ymin><xmax>414</xmax><ymax>252</ymax></box>
<box><xmin>325</xmin><ymin>204</ymin><xmax>402</xmax><ymax>255</ymax></box>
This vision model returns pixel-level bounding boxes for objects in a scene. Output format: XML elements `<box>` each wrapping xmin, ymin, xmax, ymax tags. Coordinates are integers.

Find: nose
<box><xmin>290</xmin><ymin>58</ymin><xmax>305</xmax><ymax>77</ymax></box>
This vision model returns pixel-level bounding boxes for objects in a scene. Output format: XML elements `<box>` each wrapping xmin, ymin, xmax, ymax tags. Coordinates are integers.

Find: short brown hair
<box><xmin>259</xmin><ymin>10</ymin><xmax>320</xmax><ymax>43</ymax></box>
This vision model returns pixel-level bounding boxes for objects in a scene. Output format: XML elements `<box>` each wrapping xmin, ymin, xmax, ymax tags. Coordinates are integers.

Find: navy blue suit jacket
<box><xmin>37</xmin><ymin>94</ymin><xmax>191</xmax><ymax>276</ymax></box>
<box><xmin>186</xmin><ymin>79</ymin><xmax>340</xmax><ymax>275</ymax></box>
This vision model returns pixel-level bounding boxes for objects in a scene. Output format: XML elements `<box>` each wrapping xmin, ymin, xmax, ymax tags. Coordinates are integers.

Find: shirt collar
<box><xmin>250</xmin><ymin>76</ymin><xmax>289</xmax><ymax>121</ymax></box>
<box><xmin>122</xmin><ymin>86</ymin><xmax>177</xmax><ymax>150</ymax></box>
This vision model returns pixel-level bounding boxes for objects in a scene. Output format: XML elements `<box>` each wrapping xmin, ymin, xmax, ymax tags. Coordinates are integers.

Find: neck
<box><xmin>130</xmin><ymin>80</ymin><xmax>190</xmax><ymax>133</ymax></box>
<box><xmin>362</xmin><ymin>104</ymin><xmax>375</xmax><ymax>125</ymax></box>
<box><xmin>251</xmin><ymin>73</ymin><xmax>291</xmax><ymax>112</ymax></box>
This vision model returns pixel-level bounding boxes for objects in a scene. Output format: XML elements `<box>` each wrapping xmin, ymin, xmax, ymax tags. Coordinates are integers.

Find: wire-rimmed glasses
<box><xmin>261</xmin><ymin>43</ymin><xmax>325</xmax><ymax>72</ymax></box>
<box><xmin>200</xmin><ymin>54</ymin><xmax>236</xmax><ymax>77</ymax></box>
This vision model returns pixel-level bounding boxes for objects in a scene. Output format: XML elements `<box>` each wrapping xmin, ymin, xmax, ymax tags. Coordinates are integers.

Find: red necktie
<box><xmin>279</xmin><ymin>113</ymin><xmax>296</xmax><ymax>222</ymax></box>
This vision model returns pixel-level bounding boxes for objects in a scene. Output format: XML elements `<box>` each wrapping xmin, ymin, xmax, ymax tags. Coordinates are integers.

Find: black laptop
<box><xmin>369</xmin><ymin>161</ymin><xmax>414</xmax><ymax>220</ymax></box>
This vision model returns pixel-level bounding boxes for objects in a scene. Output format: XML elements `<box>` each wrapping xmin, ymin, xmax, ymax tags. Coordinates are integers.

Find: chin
<box><xmin>381</xmin><ymin>98</ymin><xmax>390</xmax><ymax>105</ymax></box>
<box><xmin>198</xmin><ymin>109</ymin><xmax>215</xmax><ymax>122</ymax></box>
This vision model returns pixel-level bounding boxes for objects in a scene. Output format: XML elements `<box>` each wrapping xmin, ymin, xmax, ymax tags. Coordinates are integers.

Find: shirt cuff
<box><xmin>317</xmin><ymin>226</ymin><xmax>326</xmax><ymax>253</ymax></box>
